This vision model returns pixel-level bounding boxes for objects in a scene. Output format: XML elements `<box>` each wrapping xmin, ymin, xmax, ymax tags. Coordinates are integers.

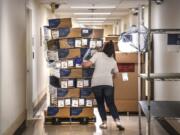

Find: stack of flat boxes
<box><xmin>105</xmin><ymin>36</ymin><xmax>144</xmax><ymax>112</ymax></box>
<box><xmin>46</xmin><ymin>18</ymin><xmax>104</xmax><ymax>121</ymax></box>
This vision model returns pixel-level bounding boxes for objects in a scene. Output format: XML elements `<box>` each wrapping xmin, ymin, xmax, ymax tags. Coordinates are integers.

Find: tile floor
<box><xmin>23</xmin><ymin>109</ymin><xmax>169</xmax><ymax>135</ymax></box>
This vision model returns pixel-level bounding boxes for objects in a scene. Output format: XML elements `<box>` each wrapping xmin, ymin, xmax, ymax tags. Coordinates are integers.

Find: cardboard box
<box><xmin>60</xmin><ymin>68</ymin><xmax>82</xmax><ymax>78</ymax></box>
<box><xmin>114</xmin><ymin>65</ymin><xmax>138</xmax><ymax>100</ymax></box>
<box><xmin>70</xmin><ymin>107</ymin><xmax>94</xmax><ymax>118</ymax></box>
<box><xmin>47</xmin><ymin>39</ymin><xmax>60</xmax><ymax>50</ymax></box>
<box><xmin>115</xmin><ymin>52</ymin><xmax>144</xmax><ymax>63</ymax></box>
<box><xmin>56</xmin><ymin>107</ymin><xmax>71</xmax><ymax>118</ymax></box>
<box><xmin>52</xmin><ymin>28</ymin><xmax>81</xmax><ymax>39</ymax></box>
<box><xmin>105</xmin><ymin>36</ymin><xmax>119</xmax><ymax>42</ymax></box>
<box><xmin>46</xmin><ymin>107</ymin><xmax>70</xmax><ymax>118</ymax></box>
<box><xmin>59</xmin><ymin>38</ymin><xmax>84</xmax><ymax>49</ymax></box>
<box><xmin>48</xmin><ymin>18</ymin><xmax>72</xmax><ymax>29</ymax></box>
<box><xmin>60</xmin><ymin>79</ymin><xmax>75</xmax><ymax>88</ymax></box>
<box><xmin>57</xmin><ymin>88</ymin><xmax>80</xmax><ymax>98</ymax></box>
<box><xmin>58</xmin><ymin>48</ymin><xmax>81</xmax><ymax>59</ymax></box>
<box><xmin>81</xmin><ymin>28</ymin><xmax>104</xmax><ymax>38</ymax></box>
<box><xmin>106</xmin><ymin>100</ymin><xmax>138</xmax><ymax>112</ymax></box>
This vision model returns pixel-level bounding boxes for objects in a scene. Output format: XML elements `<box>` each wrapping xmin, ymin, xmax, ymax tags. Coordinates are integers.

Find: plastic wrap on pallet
<box><xmin>50</xmin><ymin>76</ymin><xmax>60</xmax><ymax>87</ymax></box>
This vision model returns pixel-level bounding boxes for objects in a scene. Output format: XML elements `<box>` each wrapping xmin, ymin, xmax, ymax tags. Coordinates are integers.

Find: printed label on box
<box><xmin>72</xmin><ymin>99</ymin><xmax>79</xmax><ymax>107</ymax></box>
<box><xmin>52</xmin><ymin>30</ymin><xmax>59</xmax><ymax>39</ymax></box>
<box><xmin>122</xmin><ymin>73</ymin><xmax>129</xmax><ymax>81</ymax></box>
<box><xmin>77</xmin><ymin>79</ymin><xmax>84</xmax><ymax>88</ymax></box>
<box><xmin>82</xmin><ymin>39</ymin><xmax>88</xmax><ymax>46</ymax></box>
<box><xmin>65</xmin><ymin>99</ymin><xmax>71</xmax><ymax>106</ymax></box>
<box><xmin>86</xmin><ymin>99</ymin><xmax>93</xmax><ymax>107</ymax></box>
<box><xmin>82</xmin><ymin>29</ymin><xmax>89</xmax><ymax>34</ymax></box>
<box><xmin>68</xmin><ymin>80</ymin><xmax>74</xmax><ymax>87</ymax></box>
<box><xmin>67</xmin><ymin>60</ymin><xmax>74</xmax><ymax>67</ymax></box>
<box><xmin>61</xmin><ymin>81</ymin><xmax>68</xmax><ymax>88</ymax></box>
<box><xmin>58</xmin><ymin>100</ymin><xmax>64</xmax><ymax>107</ymax></box>
<box><xmin>90</xmin><ymin>40</ymin><xmax>96</xmax><ymax>48</ymax></box>
<box><xmin>83</xmin><ymin>80</ymin><xmax>89</xmax><ymax>87</ymax></box>
<box><xmin>79</xmin><ymin>98</ymin><xmax>85</xmax><ymax>106</ymax></box>
<box><xmin>61</xmin><ymin>61</ymin><xmax>68</xmax><ymax>69</ymax></box>
<box><xmin>55</xmin><ymin>62</ymin><xmax>61</xmax><ymax>68</ymax></box>
<box><xmin>96</xmin><ymin>40</ymin><xmax>103</xmax><ymax>47</ymax></box>
<box><xmin>47</xmin><ymin>51</ymin><xmax>59</xmax><ymax>61</ymax></box>
<box><xmin>93</xmin><ymin>99</ymin><xmax>97</xmax><ymax>106</ymax></box>
<box><xmin>75</xmin><ymin>39</ymin><xmax>82</xmax><ymax>47</ymax></box>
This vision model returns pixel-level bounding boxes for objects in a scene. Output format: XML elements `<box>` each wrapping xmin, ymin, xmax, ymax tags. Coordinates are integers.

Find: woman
<box><xmin>82</xmin><ymin>41</ymin><xmax>125</xmax><ymax>131</ymax></box>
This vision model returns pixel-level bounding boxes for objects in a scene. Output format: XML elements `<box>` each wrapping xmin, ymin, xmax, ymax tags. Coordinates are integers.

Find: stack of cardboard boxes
<box><xmin>105</xmin><ymin>35</ymin><xmax>143</xmax><ymax>112</ymax></box>
<box><xmin>45</xmin><ymin>18</ymin><xmax>104</xmax><ymax>123</ymax></box>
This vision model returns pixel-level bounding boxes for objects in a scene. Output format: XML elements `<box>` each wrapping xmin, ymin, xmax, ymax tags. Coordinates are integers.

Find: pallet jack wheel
<box><xmin>52</xmin><ymin>117</ymin><xmax>61</xmax><ymax>125</ymax></box>
<box><xmin>80</xmin><ymin>117</ymin><xmax>89</xmax><ymax>125</ymax></box>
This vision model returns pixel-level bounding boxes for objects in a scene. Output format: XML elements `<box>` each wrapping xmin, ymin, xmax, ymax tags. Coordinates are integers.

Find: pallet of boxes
<box><xmin>105</xmin><ymin>35</ymin><xmax>144</xmax><ymax>113</ymax></box>
<box><xmin>45</xmin><ymin>18</ymin><xmax>104</xmax><ymax>124</ymax></box>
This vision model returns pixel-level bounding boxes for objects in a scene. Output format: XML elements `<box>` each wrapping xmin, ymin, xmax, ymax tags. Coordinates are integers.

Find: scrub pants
<box><xmin>92</xmin><ymin>85</ymin><xmax>120</xmax><ymax>121</ymax></box>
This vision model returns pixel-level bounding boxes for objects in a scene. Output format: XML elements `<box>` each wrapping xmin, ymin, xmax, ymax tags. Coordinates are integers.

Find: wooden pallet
<box><xmin>45</xmin><ymin>116</ymin><xmax>96</xmax><ymax>125</ymax></box>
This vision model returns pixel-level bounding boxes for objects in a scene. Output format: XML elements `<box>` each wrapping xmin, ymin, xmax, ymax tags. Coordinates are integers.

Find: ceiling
<box><xmin>40</xmin><ymin>0</ymin><xmax>148</xmax><ymax>25</ymax></box>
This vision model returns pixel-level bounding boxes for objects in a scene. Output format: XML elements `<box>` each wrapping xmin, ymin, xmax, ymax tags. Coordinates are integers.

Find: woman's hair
<box><xmin>103</xmin><ymin>40</ymin><xmax>115</xmax><ymax>57</ymax></box>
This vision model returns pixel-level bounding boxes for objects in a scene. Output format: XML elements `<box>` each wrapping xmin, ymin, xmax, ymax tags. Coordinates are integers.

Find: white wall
<box><xmin>31</xmin><ymin>0</ymin><xmax>51</xmax><ymax>105</ymax></box>
<box><xmin>0</xmin><ymin>0</ymin><xmax>26</xmax><ymax>134</ymax></box>
<box><xmin>152</xmin><ymin>0</ymin><xmax>180</xmax><ymax>101</ymax></box>
<box><xmin>0</xmin><ymin>0</ymin><xmax>52</xmax><ymax>134</ymax></box>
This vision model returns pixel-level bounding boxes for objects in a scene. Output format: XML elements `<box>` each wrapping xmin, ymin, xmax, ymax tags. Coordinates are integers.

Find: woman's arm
<box><xmin>82</xmin><ymin>61</ymin><xmax>93</xmax><ymax>68</ymax></box>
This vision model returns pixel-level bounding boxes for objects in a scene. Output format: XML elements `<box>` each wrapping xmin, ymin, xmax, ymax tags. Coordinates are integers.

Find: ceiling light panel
<box><xmin>77</xmin><ymin>18</ymin><xmax>106</xmax><ymax>20</ymax></box>
<box><xmin>74</xmin><ymin>12</ymin><xmax>111</xmax><ymax>15</ymax></box>
<box><xmin>70</xmin><ymin>6</ymin><xmax>116</xmax><ymax>9</ymax></box>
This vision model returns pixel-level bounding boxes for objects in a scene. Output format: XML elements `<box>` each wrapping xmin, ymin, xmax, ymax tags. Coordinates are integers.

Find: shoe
<box><xmin>117</xmin><ymin>124</ymin><xmax>125</xmax><ymax>131</ymax></box>
<box><xmin>99</xmin><ymin>123</ymin><xmax>107</xmax><ymax>129</ymax></box>
<box><xmin>115</xmin><ymin>120</ymin><xmax>125</xmax><ymax>131</ymax></box>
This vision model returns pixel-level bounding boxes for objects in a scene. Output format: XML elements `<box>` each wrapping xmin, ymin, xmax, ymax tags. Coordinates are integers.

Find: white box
<box><xmin>77</xmin><ymin>79</ymin><xmax>84</xmax><ymax>88</ymax></box>
<box><xmin>83</xmin><ymin>80</ymin><xmax>89</xmax><ymax>87</ymax></box>
<box><xmin>61</xmin><ymin>80</ymin><xmax>68</xmax><ymax>88</ymax></box>
<box><xmin>49</xmin><ymin>85</ymin><xmax>57</xmax><ymax>96</ymax></box>
<box><xmin>65</xmin><ymin>99</ymin><xmax>71</xmax><ymax>106</ymax></box>
<box><xmin>75</xmin><ymin>39</ymin><xmax>82</xmax><ymax>47</ymax></box>
<box><xmin>79</xmin><ymin>98</ymin><xmax>85</xmax><ymax>106</ymax></box>
<box><xmin>96</xmin><ymin>40</ymin><xmax>103</xmax><ymax>47</ymax></box>
<box><xmin>67</xmin><ymin>60</ymin><xmax>74</xmax><ymax>67</ymax></box>
<box><xmin>47</xmin><ymin>51</ymin><xmax>59</xmax><ymax>61</ymax></box>
<box><xmin>61</xmin><ymin>61</ymin><xmax>68</xmax><ymax>69</ymax></box>
<box><xmin>82</xmin><ymin>39</ymin><xmax>88</xmax><ymax>46</ymax></box>
<box><xmin>90</xmin><ymin>40</ymin><xmax>96</xmax><ymax>48</ymax></box>
<box><xmin>58</xmin><ymin>100</ymin><xmax>65</xmax><ymax>107</ymax></box>
<box><xmin>86</xmin><ymin>99</ymin><xmax>93</xmax><ymax>107</ymax></box>
<box><xmin>52</xmin><ymin>30</ymin><xmax>59</xmax><ymax>39</ymax></box>
<box><xmin>72</xmin><ymin>99</ymin><xmax>79</xmax><ymax>107</ymax></box>
<box><xmin>68</xmin><ymin>80</ymin><xmax>74</xmax><ymax>87</ymax></box>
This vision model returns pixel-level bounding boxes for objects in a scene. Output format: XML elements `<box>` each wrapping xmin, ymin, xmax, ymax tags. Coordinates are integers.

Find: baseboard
<box><xmin>14</xmin><ymin>120</ymin><xmax>26</xmax><ymax>135</ymax></box>
<box><xmin>2</xmin><ymin>111</ymin><xmax>26</xmax><ymax>135</ymax></box>
<box><xmin>157</xmin><ymin>118</ymin><xmax>180</xmax><ymax>135</ymax></box>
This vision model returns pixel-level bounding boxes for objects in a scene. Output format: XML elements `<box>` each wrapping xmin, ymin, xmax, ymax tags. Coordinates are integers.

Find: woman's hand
<box><xmin>82</xmin><ymin>61</ymin><xmax>93</xmax><ymax>68</ymax></box>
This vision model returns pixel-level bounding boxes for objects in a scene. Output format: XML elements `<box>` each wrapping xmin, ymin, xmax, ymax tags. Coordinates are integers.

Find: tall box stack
<box><xmin>45</xmin><ymin>18</ymin><xmax>104</xmax><ymax>124</ymax></box>
<box><xmin>111</xmin><ymin>52</ymin><xmax>144</xmax><ymax>112</ymax></box>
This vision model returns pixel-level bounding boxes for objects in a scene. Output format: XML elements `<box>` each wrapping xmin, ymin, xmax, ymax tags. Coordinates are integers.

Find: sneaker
<box><xmin>116</xmin><ymin>120</ymin><xmax>125</xmax><ymax>131</ymax></box>
<box><xmin>99</xmin><ymin>123</ymin><xmax>107</xmax><ymax>129</ymax></box>
<box><xmin>117</xmin><ymin>124</ymin><xmax>125</xmax><ymax>131</ymax></box>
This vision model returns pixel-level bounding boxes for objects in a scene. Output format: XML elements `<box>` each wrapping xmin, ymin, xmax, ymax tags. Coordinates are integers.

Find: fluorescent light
<box><xmin>71</xmin><ymin>6</ymin><xmax>116</xmax><ymax>9</ymax></box>
<box><xmin>74</xmin><ymin>12</ymin><xmax>111</xmax><ymax>15</ymax></box>
<box><xmin>78</xmin><ymin>21</ymin><xmax>104</xmax><ymax>23</ymax></box>
<box><xmin>77</xmin><ymin>18</ymin><xmax>106</xmax><ymax>20</ymax></box>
